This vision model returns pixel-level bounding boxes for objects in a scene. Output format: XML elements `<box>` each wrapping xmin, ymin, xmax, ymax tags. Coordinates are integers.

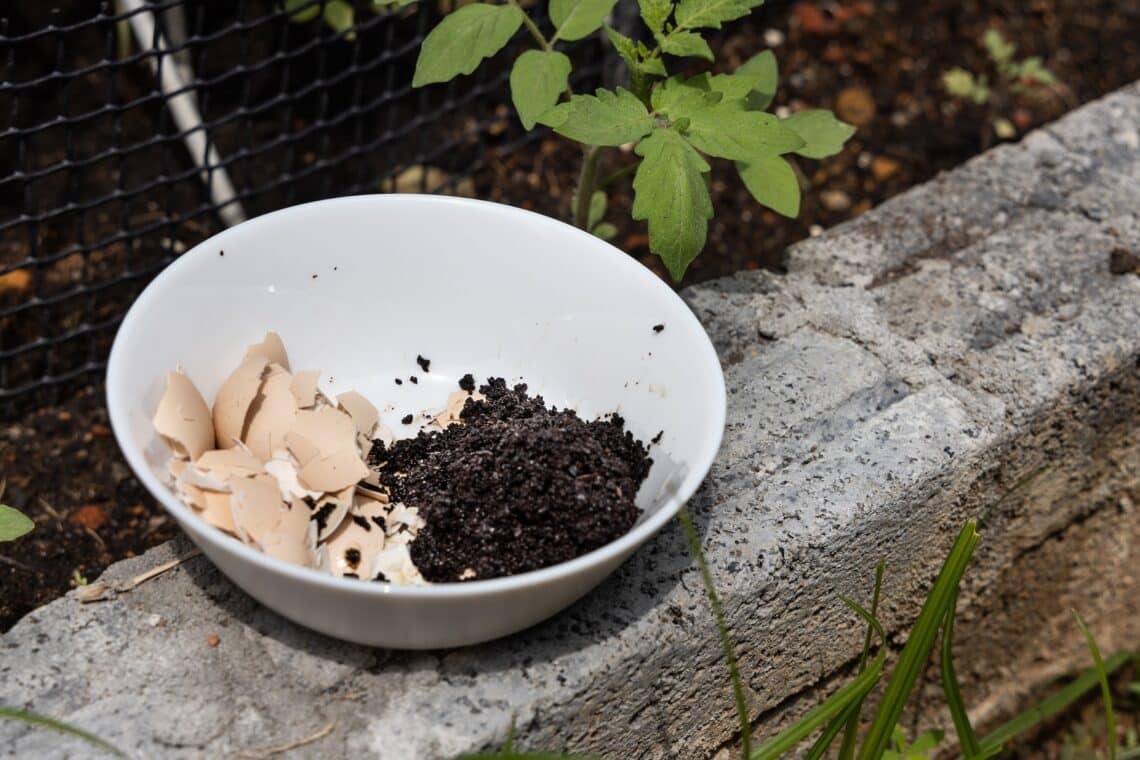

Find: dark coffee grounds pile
<box><xmin>368</xmin><ymin>379</ymin><xmax>651</xmax><ymax>582</ymax></box>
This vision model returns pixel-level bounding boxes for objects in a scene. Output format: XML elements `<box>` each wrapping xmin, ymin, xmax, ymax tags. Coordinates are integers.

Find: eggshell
<box><xmin>178</xmin><ymin>480</ymin><xmax>209</xmax><ymax>511</ymax></box>
<box><xmin>313</xmin><ymin>486</ymin><xmax>354</xmax><ymax>542</ymax></box>
<box><xmin>153</xmin><ymin>371</ymin><xmax>214</xmax><ymax>460</ymax></box>
<box><xmin>321</xmin><ymin>505</ymin><xmax>387</xmax><ymax>578</ymax></box>
<box><xmin>337</xmin><ymin>390</ymin><xmax>379</xmax><ymax>436</ymax></box>
<box><xmin>286</xmin><ymin>407</ymin><xmax>357</xmax><ymax>466</ymax></box>
<box><xmin>201</xmin><ymin>491</ymin><xmax>238</xmax><ymax>535</ymax></box>
<box><xmin>289</xmin><ymin>370</ymin><xmax>321</xmax><ymax>409</ymax></box>
<box><xmin>244</xmin><ymin>366</ymin><xmax>298</xmax><ymax>461</ymax></box>
<box><xmin>195</xmin><ymin>447</ymin><xmax>264</xmax><ymax>477</ymax></box>
<box><xmin>178</xmin><ymin>464</ymin><xmax>232</xmax><ymax>492</ymax></box>
<box><xmin>433</xmin><ymin>390</ymin><xmax>484</xmax><ymax>429</ymax></box>
<box><xmin>263</xmin><ymin>452</ymin><xmax>321</xmax><ymax>503</ymax></box>
<box><xmin>370</xmin><ymin>543</ymin><xmax>426</xmax><ymax>585</ymax></box>
<box><xmin>244</xmin><ymin>331</ymin><xmax>290</xmax><ymax>371</ymax></box>
<box><xmin>229</xmin><ymin>473</ymin><xmax>287</xmax><ymax>545</ymax></box>
<box><xmin>262</xmin><ymin>534</ymin><xmax>316</xmax><ymax>568</ymax></box>
<box><xmin>212</xmin><ymin>354</ymin><xmax>270</xmax><ymax>449</ymax></box>
<box><xmin>297</xmin><ymin>448</ymin><xmax>371</xmax><ymax>493</ymax></box>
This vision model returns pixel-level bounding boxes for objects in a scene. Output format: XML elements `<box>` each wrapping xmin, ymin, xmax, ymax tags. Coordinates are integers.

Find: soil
<box><xmin>370</xmin><ymin>378</ymin><xmax>651</xmax><ymax>582</ymax></box>
<box><xmin>2</xmin><ymin>0</ymin><xmax>1139</xmax><ymax>626</ymax></box>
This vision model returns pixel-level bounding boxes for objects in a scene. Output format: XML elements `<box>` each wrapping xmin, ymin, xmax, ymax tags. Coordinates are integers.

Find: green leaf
<box><xmin>0</xmin><ymin>707</ymin><xmax>125</xmax><ymax>757</ymax></box>
<box><xmin>0</xmin><ymin>504</ymin><xmax>34</xmax><ymax>542</ymax></box>
<box><xmin>412</xmin><ymin>4</ymin><xmax>523</xmax><ymax>87</ymax></box>
<box><xmin>857</xmin><ymin>521</ymin><xmax>981</xmax><ymax>760</ymax></box>
<box><xmin>592</xmin><ymin>222</ymin><xmax>618</xmax><ymax>241</ymax></box>
<box><xmin>684</xmin><ymin>105</ymin><xmax>805</xmax><ymax>160</ymax></box>
<box><xmin>510</xmin><ymin>50</ymin><xmax>571</xmax><ymax>129</ymax></box>
<box><xmin>1074</xmin><ymin>611</ymin><xmax>1117</xmax><ymax>760</ymax></box>
<box><xmin>909</xmin><ymin>729</ymin><xmax>945</xmax><ymax>754</ymax></box>
<box><xmin>983</xmin><ymin>29</ymin><xmax>1016</xmax><ymax>64</ymax></box>
<box><xmin>701</xmin><ymin>72</ymin><xmax>758</xmax><ymax>100</ymax></box>
<box><xmin>781</xmin><ymin>109</ymin><xmax>855</xmax><ymax>159</ymax></box>
<box><xmin>641</xmin><ymin>57</ymin><xmax>668</xmax><ymax>76</ymax></box>
<box><xmin>605</xmin><ymin>25</ymin><xmax>667</xmax><ymax>79</ymax></box>
<box><xmin>943</xmin><ymin>68</ymin><xmax>988</xmax><ymax>103</ymax></box>
<box><xmin>941</xmin><ymin>591</ymin><xmax>984</xmax><ymax>758</ymax></box>
<box><xmin>674</xmin><ymin>0</ymin><xmax>763</xmax><ymax>30</ymax></box>
<box><xmin>737</xmin><ymin>50</ymin><xmax>778</xmax><ymax>110</ymax></box>
<box><xmin>323</xmin><ymin>0</ymin><xmax>356</xmax><ymax>40</ymax></box>
<box><xmin>639</xmin><ymin>0</ymin><xmax>673</xmax><ymax>34</ymax></box>
<box><xmin>974</xmin><ymin>651</ymin><xmax>1131</xmax><ymax>756</ymax></box>
<box><xmin>736</xmin><ymin>154</ymin><xmax>799</xmax><ymax>217</ymax></box>
<box><xmin>372</xmin><ymin>0</ymin><xmax>418</xmax><ymax>9</ymax></box>
<box><xmin>659</xmin><ymin>30</ymin><xmax>713</xmax><ymax>61</ymax></box>
<box><xmin>652</xmin><ymin>75</ymin><xmax>722</xmax><ymax>116</ymax></box>
<box><xmin>539</xmin><ymin>88</ymin><xmax>654</xmax><ymax>146</ymax></box>
<box><xmin>551</xmin><ymin>0</ymin><xmax>617</xmax><ymax>41</ymax></box>
<box><xmin>632</xmin><ymin>129</ymin><xmax>712</xmax><ymax>281</ymax></box>
<box><xmin>839</xmin><ymin>560</ymin><xmax>886</xmax><ymax>760</ymax></box>
<box><xmin>588</xmin><ymin>190</ymin><xmax>606</xmax><ymax>229</ymax></box>
<box><xmin>285</xmin><ymin>0</ymin><xmax>320</xmax><ymax>23</ymax></box>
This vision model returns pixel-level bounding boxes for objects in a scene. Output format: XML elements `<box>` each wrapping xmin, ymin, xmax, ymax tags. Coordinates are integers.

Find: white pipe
<box><xmin>121</xmin><ymin>0</ymin><xmax>246</xmax><ymax>227</ymax></box>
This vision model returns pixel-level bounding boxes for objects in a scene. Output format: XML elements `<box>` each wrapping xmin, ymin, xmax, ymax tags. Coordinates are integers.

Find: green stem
<box><xmin>573</xmin><ymin>145</ymin><xmax>602</xmax><ymax>230</ymax></box>
<box><xmin>508</xmin><ymin>0</ymin><xmax>550</xmax><ymax>51</ymax></box>
<box><xmin>598</xmin><ymin>160</ymin><xmax>640</xmax><ymax>189</ymax></box>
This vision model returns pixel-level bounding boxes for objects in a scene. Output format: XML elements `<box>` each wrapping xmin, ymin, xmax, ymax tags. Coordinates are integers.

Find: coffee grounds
<box><xmin>368</xmin><ymin>379</ymin><xmax>651</xmax><ymax>582</ymax></box>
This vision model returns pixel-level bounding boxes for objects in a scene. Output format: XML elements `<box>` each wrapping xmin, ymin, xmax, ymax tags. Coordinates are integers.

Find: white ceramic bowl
<box><xmin>107</xmin><ymin>195</ymin><xmax>726</xmax><ymax>649</ymax></box>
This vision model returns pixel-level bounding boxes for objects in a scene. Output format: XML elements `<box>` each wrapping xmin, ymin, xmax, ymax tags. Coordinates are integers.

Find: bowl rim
<box><xmin>107</xmin><ymin>194</ymin><xmax>727</xmax><ymax>599</ymax></box>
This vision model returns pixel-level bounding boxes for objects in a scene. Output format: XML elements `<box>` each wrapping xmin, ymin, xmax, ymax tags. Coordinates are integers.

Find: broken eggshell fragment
<box><xmin>244</xmin><ymin>331</ymin><xmax>290</xmax><ymax>371</ymax></box>
<box><xmin>319</xmin><ymin>499</ymin><xmax>388</xmax><ymax>578</ymax></box>
<box><xmin>228</xmin><ymin>473</ymin><xmax>289</xmax><ymax>546</ymax></box>
<box><xmin>289</xmin><ymin>370</ymin><xmax>321</xmax><ymax>409</ymax></box>
<box><xmin>212</xmin><ymin>353</ymin><xmax>270</xmax><ymax>449</ymax></box>
<box><xmin>337</xmin><ymin>390</ymin><xmax>379</xmax><ymax>436</ymax></box>
<box><xmin>371</xmin><ymin>543</ymin><xmax>426</xmax><ymax>585</ymax></box>
<box><xmin>244</xmin><ymin>364</ymin><xmax>298</xmax><ymax>461</ymax></box>
<box><xmin>153</xmin><ymin>370</ymin><xmax>214</xmax><ymax>461</ymax></box>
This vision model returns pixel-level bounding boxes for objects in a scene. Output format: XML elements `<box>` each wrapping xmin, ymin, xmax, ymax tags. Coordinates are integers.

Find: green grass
<box><xmin>0</xmin><ymin>707</ymin><xmax>126</xmax><ymax>757</ymax></box>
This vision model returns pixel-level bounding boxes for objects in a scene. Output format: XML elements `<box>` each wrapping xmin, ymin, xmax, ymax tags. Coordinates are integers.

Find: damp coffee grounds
<box><xmin>368</xmin><ymin>379</ymin><xmax>651</xmax><ymax>582</ymax></box>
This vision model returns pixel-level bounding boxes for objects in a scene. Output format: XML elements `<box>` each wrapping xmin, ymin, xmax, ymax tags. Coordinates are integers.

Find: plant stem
<box><xmin>598</xmin><ymin>160</ymin><xmax>640</xmax><ymax>189</ymax></box>
<box><xmin>573</xmin><ymin>145</ymin><xmax>602</xmax><ymax>230</ymax></box>
<box><xmin>508</xmin><ymin>0</ymin><xmax>550</xmax><ymax>51</ymax></box>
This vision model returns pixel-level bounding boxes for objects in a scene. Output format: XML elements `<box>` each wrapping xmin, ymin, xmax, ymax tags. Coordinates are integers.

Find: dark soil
<box><xmin>3</xmin><ymin>0</ymin><xmax>1139</xmax><ymax>627</ymax></box>
<box><xmin>369</xmin><ymin>378</ymin><xmax>651</xmax><ymax>582</ymax></box>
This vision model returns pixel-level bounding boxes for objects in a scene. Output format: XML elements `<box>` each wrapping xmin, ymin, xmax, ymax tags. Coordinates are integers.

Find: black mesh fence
<box><xmin>1</xmin><ymin>0</ymin><xmax>608</xmax><ymax>409</ymax></box>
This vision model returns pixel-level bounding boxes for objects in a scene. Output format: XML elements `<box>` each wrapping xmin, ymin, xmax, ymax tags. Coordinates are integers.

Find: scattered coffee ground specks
<box><xmin>343</xmin><ymin>573</ymin><xmax>359</xmax><ymax>579</ymax></box>
<box><xmin>651</xmin><ymin>430</ymin><xmax>664</xmax><ymax>444</ymax></box>
<box><xmin>401</xmin><ymin>414</ymin><xmax>414</xmax><ymax>425</ymax></box>
<box><xmin>352</xmin><ymin>515</ymin><xmax>372</xmax><ymax>531</ymax></box>
<box><xmin>416</xmin><ymin>355</ymin><xmax>431</xmax><ymax>372</ymax></box>
<box><xmin>1109</xmin><ymin>247</ymin><xmax>1139</xmax><ymax>275</ymax></box>
<box><xmin>458</xmin><ymin>373</ymin><xmax>476</xmax><ymax>392</ymax></box>
<box><xmin>371</xmin><ymin>378</ymin><xmax>651</xmax><ymax>582</ymax></box>
<box><xmin>311</xmin><ymin>503</ymin><xmax>335</xmax><ymax>533</ymax></box>
<box><xmin>344</xmin><ymin>548</ymin><xmax>361</xmax><ymax>569</ymax></box>
<box><xmin>373</xmin><ymin>572</ymin><xmax>389</xmax><ymax>582</ymax></box>
<box><xmin>218</xmin><ymin>250</ymin><xmax>224</xmax><ymax>257</ymax></box>
<box><xmin>311</xmin><ymin>274</ymin><xmax>318</xmax><ymax>279</ymax></box>
<box><xmin>395</xmin><ymin>378</ymin><xmax>403</xmax><ymax>385</ymax></box>
<box><xmin>653</xmin><ymin>323</ymin><xmax>665</xmax><ymax>333</ymax></box>
<box><xmin>409</xmin><ymin>376</ymin><xmax>418</xmax><ymax>384</ymax></box>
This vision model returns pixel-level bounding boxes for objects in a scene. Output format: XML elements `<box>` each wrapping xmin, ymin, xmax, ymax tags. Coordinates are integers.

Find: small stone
<box><xmin>836</xmin><ymin>87</ymin><xmax>875</xmax><ymax>126</ymax></box>
<box><xmin>90</xmin><ymin>424</ymin><xmax>112</xmax><ymax>437</ymax></box>
<box><xmin>1109</xmin><ymin>247</ymin><xmax>1140</xmax><ymax>275</ymax></box>
<box><xmin>206</xmin><ymin>633</ymin><xmax>220</xmax><ymax>647</ymax></box>
<box><xmin>870</xmin><ymin>156</ymin><xmax>901</xmax><ymax>182</ymax></box>
<box><xmin>762</xmin><ymin>28</ymin><xmax>784</xmax><ymax>46</ymax></box>
<box><xmin>820</xmin><ymin>190</ymin><xmax>851</xmax><ymax>212</ymax></box>
<box><xmin>0</xmin><ymin>268</ymin><xmax>31</xmax><ymax>295</ymax></box>
<box><xmin>69</xmin><ymin>504</ymin><xmax>109</xmax><ymax>531</ymax></box>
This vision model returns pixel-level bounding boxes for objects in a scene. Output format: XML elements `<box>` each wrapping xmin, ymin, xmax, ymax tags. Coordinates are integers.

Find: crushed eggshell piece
<box><xmin>263</xmin><ymin>452</ymin><xmax>321</xmax><ymax>503</ymax></box>
<box><xmin>200</xmin><ymin>491</ymin><xmax>238</xmax><ymax>535</ymax></box>
<box><xmin>286</xmin><ymin>407</ymin><xmax>358</xmax><ymax>466</ymax></box>
<box><xmin>433</xmin><ymin>390</ymin><xmax>484</xmax><ymax>429</ymax></box>
<box><xmin>229</xmin><ymin>473</ymin><xmax>288</xmax><ymax>545</ymax></box>
<box><xmin>297</xmin><ymin>448</ymin><xmax>370</xmax><ymax>493</ymax></box>
<box><xmin>244</xmin><ymin>365</ymin><xmax>298</xmax><ymax>461</ymax></box>
<box><xmin>371</xmin><ymin>543</ymin><xmax>426</xmax><ymax>585</ymax></box>
<box><xmin>244</xmin><ymin>331</ymin><xmax>290</xmax><ymax>371</ymax></box>
<box><xmin>153</xmin><ymin>371</ymin><xmax>215</xmax><ymax>461</ymax></box>
<box><xmin>212</xmin><ymin>354</ymin><xmax>270</xmax><ymax>449</ymax></box>
<box><xmin>289</xmin><ymin>370</ymin><xmax>321</xmax><ymax>409</ymax></box>
<box><xmin>195</xmin><ymin>447</ymin><xmax>264</xmax><ymax>477</ymax></box>
<box><xmin>320</xmin><ymin>506</ymin><xmax>387</xmax><ymax>578</ymax></box>
<box><xmin>312</xmin><ymin>485</ymin><xmax>354</xmax><ymax>542</ymax></box>
<box><xmin>337</xmin><ymin>390</ymin><xmax>379</xmax><ymax>436</ymax></box>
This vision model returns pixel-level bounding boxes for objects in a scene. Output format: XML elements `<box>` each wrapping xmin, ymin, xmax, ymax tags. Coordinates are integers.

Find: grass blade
<box><xmin>679</xmin><ymin>506</ymin><xmax>751</xmax><ymax>759</ymax></box>
<box><xmin>0</xmin><ymin>707</ymin><xmax>126</xmax><ymax>757</ymax></box>
<box><xmin>1074</xmin><ymin>611</ymin><xmax>1116</xmax><ymax>760</ymax></box>
<box><xmin>805</xmin><ymin>690</ymin><xmax>868</xmax><ymax>760</ymax></box>
<box><xmin>751</xmin><ymin>649</ymin><xmax>886</xmax><ymax>760</ymax></box>
<box><xmin>972</xmin><ymin>651</ymin><xmax>1132</xmax><ymax>755</ymax></box>
<box><xmin>857</xmin><ymin>521</ymin><xmax>981</xmax><ymax>760</ymax></box>
<box><xmin>941</xmin><ymin>590</ymin><xmax>983</xmax><ymax>757</ymax></box>
<box><xmin>839</xmin><ymin>561</ymin><xmax>884</xmax><ymax>760</ymax></box>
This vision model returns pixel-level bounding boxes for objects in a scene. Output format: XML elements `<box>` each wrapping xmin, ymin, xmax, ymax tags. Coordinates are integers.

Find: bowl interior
<box><xmin>108</xmin><ymin>195</ymin><xmax>725</xmax><ymax>589</ymax></box>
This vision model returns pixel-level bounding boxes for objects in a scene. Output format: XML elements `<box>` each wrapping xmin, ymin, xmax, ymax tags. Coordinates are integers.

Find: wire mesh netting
<box><xmin>0</xmin><ymin>0</ymin><xmax>607</xmax><ymax>409</ymax></box>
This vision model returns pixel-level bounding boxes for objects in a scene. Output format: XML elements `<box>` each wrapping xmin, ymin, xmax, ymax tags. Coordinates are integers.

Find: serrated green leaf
<box><xmin>551</xmin><ymin>0</ymin><xmax>617</xmax><ymax>41</ymax></box>
<box><xmin>323</xmin><ymin>0</ymin><xmax>356</xmax><ymax>39</ymax></box>
<box><xmin>539</xmin><ymin>88</ymin><xmax>654</xmax><ymax>146</ymax></box>
<box><xmin>674</xmin><ymin>0</ymin><xmax>763</xmax><ymax>30</ymax></box>
<box><xmin>659</xmin><ymin>30</ymin><xmax>713</xmax><ymax>60</ymax></box>
<box><xmin>592</xmin><ymin>222</ymin><xmax>618</xmax><ymax>240</ymax></box>
<box><xmin>781</xmin><ymin>109</ymin><xmax>855</xmax><ymax>159</ymax></box>
<box><xmin>413</xmin><ymin>4</ymin><xmax>523</xmax><ymax>87</ymax></box>
<box><xmin>651</xmin><ymin>75</ymin><xmax>722</xmax><ymax>116</ymax></box>
<box><xmin>606</xmin><ymin>25</ymin><xmax>638</xmax><ymax>67</ymax></box>
<box><xmin>510</xmin><ymin>50</ymin><xmax>571</xmax><ymax>129</ymax></box>
<box><xmin>641</xmin><ymin>57</ymin><xmax>667</xmax><ymax>76</ymax></box>
<box><xmin>632</xmin><ymin>128</ymin><xmax>712</xmax><ymax>280</ymax></box>
<box><xmin>639</xmin><ymin>0</ymin><xmax>673</xmax><ymax>34</ymax></box>
<box><xmin>285</xmin><ymin>0</ymin><xmax>320</xmax><ymax>23</ymax></box>
<box><xmin>701</xmin><ymin>72</ymin><xmax>756</xmax><ymax>100</ymax></box>
<box><xmin>737</xmin><ymin>154</ymin><xmax>799</xmax><ymax>217</ymax></box>
<box><xmin>0</xmin><ymin>504</ymin><xmax>34</xmax><ymax>542</ymax></box>
<box><xmin>683</xmin><ymin>105</ymin><xmax>804</xmax><ymax>159</ymax></box>
<box><xmin>983</xmin><ymin>29</ymin><xmax>1016</xmax><ymax>64</ymax></box>
<box><xmin>736</xmin><ymin>49</ymin><xmax>778</xmax><ymax>109</ymax></box>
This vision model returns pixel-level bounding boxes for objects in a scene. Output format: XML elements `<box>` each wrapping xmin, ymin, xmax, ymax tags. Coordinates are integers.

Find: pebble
<box><xmin>763</xmin><ymin>28</ymin><xmax>784</xmax><ymax>46</ymax></box>
<box><xmin>870</xmin><ymin>156</ymin><xmax>902</xmax><ymax>182</ymax></box>
<box><xmin>206</xmin><ymin>633</ymin><xmax>220</xmax><ymax>647</ymax></box>
<box><xmin>69</xmin><ymin>504</ymin><xmax>108</xmax><ymax>531</ymax></box>
<box><xmin>821</xmin><ymin>190</ymin><xmax>852</xmax><ymax>211</ymax></box>
<box><xmin>836</xmin><ymin>87</ymin><xmax>876</xmax><ymax>126</ymax></box>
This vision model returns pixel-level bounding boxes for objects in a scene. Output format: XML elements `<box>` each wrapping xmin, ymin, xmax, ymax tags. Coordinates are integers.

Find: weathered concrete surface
<box><xmin>2</xmin><ymin>85</ymin><xmax>1139</xmax><ymax>759</ymax></box>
